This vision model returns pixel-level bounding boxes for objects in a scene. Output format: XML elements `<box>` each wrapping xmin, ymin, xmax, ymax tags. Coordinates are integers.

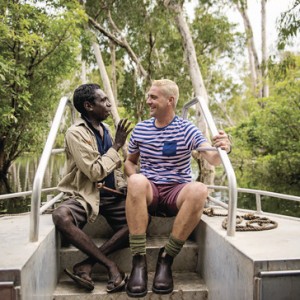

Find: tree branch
<box><xmin>29</xmin><ymin>27</ymin><xmax>71</xmax><ymax>69</ymax></box>
<box><xmin>88</xmin><ymin>16</ymin><xmax>148</xmax><ymax>79</ymax></box>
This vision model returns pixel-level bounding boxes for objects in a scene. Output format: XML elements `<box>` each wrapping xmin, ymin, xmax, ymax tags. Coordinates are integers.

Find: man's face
<box><xmin>146</xmin><ymin>85</ymin><xmax>169</xmax><ymax>118</ymax></box>
<box><xmin>89</xmin><ymin>89</ymin><xmax>111</xmax><ymax>121</ymax></box>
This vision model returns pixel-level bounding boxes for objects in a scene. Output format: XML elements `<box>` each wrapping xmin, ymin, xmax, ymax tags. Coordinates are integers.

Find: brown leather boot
<box><xmin>152</xmin><ymin>247</ymin><xmax>174</xmax><ymax>294</ymax></box>
<box><xmin>126</xmin><ymin>254</ymin><xmax>148</xmax><ymax>297</ymax></box>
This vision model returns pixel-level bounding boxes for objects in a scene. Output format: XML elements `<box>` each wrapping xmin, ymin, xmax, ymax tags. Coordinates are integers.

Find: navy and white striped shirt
<box><xmin>128</xmin><ymin>116</ymin><xmax>207</xmax><ymax>184</ymax></box>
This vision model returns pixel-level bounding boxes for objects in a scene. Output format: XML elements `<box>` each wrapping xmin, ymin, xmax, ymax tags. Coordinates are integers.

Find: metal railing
<box><xmin>25</xmin><ymin>95</ymin><xmax>298</xmax><ymax>241</ymax></box>
<box><xmin>2</xmin><ymin>185</ymin><xmax>298</xmax><ymax>214</ymax></box>
<box><xmin>182</xmin><ymin>96</ymin><xmax>238</xmax><ymax>236</ymax></box>
<box><xmin>1</xmin><ymin>185</ymin><xmax>298</xmax><ymax>241</ymax></box>
<box><xmin>29</xmin><ymin>96</ymin><xmax>74</xmax><ymax>242</ymax></box>
<box><xmin>206</xmin><ymin>185</ymin><xmax>300</xmax><ymax>215</ymax></box>
<box><xmin>0</xmin><ymin>187</ymin><xmax>57</xmax><ymax>201</ymax></box>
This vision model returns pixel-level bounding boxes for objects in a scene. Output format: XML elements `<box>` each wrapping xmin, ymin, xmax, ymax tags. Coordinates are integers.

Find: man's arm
<box><xmin>66</xmin><ymin>130</ymin><xmax>122</xmax><ymax>182</ymax></box>
<box><xmin>198</xmin><ymin>130</ymin><xmax>231</xmax><ymax>166</ymax></box>
<box><xmin>124</xmin><ymin>152</ymin><xmax>140</xmax><ymax>177</ymax></box>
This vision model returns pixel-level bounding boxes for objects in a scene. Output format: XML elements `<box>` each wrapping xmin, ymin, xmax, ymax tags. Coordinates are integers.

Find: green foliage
<box><xmin>231</xmin><ymin>54</ymin><xmax>300</xmax><ymax>195</ymax></box>
<box><xmin>0</xmin><ymin>0</ymin><xmax>85</xmax><ymax>191</ymax></box>
<box><xmin>277</xmin><ymin>0</ymin><xmax>300</xmax><ymax>50</ymax></box>
<box><xmin>83</xmin><ymin>0</ymin><xmax>241</xmax><ymax>123</ymax></box>
<box><xmin>0</xmin><ymin>0</ymin><xmax>297</xmax><ymax>205</ymax></box>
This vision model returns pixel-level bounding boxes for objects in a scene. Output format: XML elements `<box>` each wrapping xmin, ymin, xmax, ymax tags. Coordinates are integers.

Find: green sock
<box><xmin>129</xmin><ymin>234</ymin><xmax>146</xmax><ymax>256</ymax></box>
<box><xmin>164</xmin><ymin>234</ymin><xmax>185</xmax><ymax>258</ymax></box>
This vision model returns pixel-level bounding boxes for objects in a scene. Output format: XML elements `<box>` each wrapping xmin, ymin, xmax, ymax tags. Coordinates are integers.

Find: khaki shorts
<box><xmin>59</xmin><ymin>196</ymin><xmax>127</xmax><ymax>232</ymax></box>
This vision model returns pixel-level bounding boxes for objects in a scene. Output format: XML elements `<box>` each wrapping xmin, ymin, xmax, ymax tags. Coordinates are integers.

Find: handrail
<box><xmin>182</xmin><ymin>96</ymin><xmax>238</xmax><ymax>236</ymax></box>
<box><xmin>39</xmin><ymin>192</ymin><xmax>64</xmax><ymax>214</ymax></box>
<box><xmin>207</xmin><ymin>184</ymin><xmax>300</xmax><ymax>216</ymax></box>
<box><xmin>29</xmin><ymin>96</ymin><xmax>74</xmax><ymax>242</ymax></box>
<box><xmin>2</xmin><ymin>184</ymin><xmax>298</xmax><ymax>214</ymax></box>
<box><xmin>0</xmin><ymin>187</ymin><xmax>57</xmax><ymax>201</ymax></box>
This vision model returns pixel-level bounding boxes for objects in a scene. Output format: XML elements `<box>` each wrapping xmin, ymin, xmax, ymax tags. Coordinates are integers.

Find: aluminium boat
<box><xmin>0</xmin><ymin>96</ymin><xmax>299</xmax><ymax>300</ymax></box>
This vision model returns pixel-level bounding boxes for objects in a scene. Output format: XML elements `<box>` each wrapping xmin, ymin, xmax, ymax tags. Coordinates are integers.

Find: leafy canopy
<box><xmin>0</xmin><ymin>0</ymin><xmax>86</xmax><ymax>191</ymax></box>
<box><xmin>231</xmin><ymin>54</ymin><xmax>300</xmax><ymax>194</ymax></box>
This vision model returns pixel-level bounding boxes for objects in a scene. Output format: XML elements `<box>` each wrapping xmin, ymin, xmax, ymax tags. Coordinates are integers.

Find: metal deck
<box><xmin>0</xmin><ymin>210</ymin><xmax>299</xmax><ymax>299</ymax></box>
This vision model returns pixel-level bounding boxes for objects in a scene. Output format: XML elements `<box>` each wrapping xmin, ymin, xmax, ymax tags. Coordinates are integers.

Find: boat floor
<box><xmin>0</xmin><ymin>210</ymin><xmax>299</xmax><ymax>269</ymax></box>
<box><xmin>201</xmin><ymin>210</ymin><xmax>300</xmax><ymax>261</ymax></box>
<box><xmin>0</xmin><ymin>210</ymin><xmax>299</xmax><ymax>299</ymax></box>
<box><xmin>0</xmin><ymin>213</ymin><xmax>54</xmax><ymax>270</ymax></box>
<box><xmin>196</xmin><ymin>210</ymin><xmax>300</xmax><ymax>300</ymax></box>
<box><xmin>0</xmin><ymin>211</ymin><xmax>299</xmax><ymax>271</ymax></box>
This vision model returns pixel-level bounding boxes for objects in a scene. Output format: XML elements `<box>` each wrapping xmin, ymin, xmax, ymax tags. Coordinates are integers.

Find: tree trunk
<box><xmin>92</xmin><ymin>40</ymin><xmax>129</xmax><ymax>158</ymax></box>
<box><xmin>88</xmin><ymin>15</ymin><xmax>151</xmax><ymax>122</ymax></box>
<box><xmin>0</xmin><ymin>137</ymin><xmax>11</xmax><ymax>194</ymax></box>
<box><xmin>92</xmin><ymin>41</ymin><xmax>120</xmax><ymax>126</ymax></box>
<box><xmin>109</xmin><ymin>41</ymin><xmax>118</xmax><ymax>104</ymax></box>
<box><xmin>81</xmin><ymin>59</ymin><xmax>87</xmax><ymax>84</ymax></box>
<box><xmin>247</xmin><ymin>40</ymin><xmax>257</xmax><ymax>93</ymax></box>
<box><xmin>89</xmin><ymin>17</ymin><xmax>149</xmax><ymax>80</ymax></box>
<box><xmin>164</xmin><ymin>0</ymin><xmax>215</xmax><ymax>186</ymax></box>
<box><xmin>236</xmin><ymin>1</ymin><xmax>261</xmax><ymax>97</ymax></box>
<box><xmin>261</xmin><ymin>0</ymin><xmax>269</xmax><ymax>97</ymax></box>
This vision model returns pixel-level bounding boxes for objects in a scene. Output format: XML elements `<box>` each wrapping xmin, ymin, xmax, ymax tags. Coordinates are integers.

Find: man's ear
<box><xmin>84</xmin><ymin>101</ymin><xmax>93</xmax><ymax>112</ymax></box>
<box><xmin>168</xmin><ymin>96</ymin><xmax>175</xmax><ymax>106</ymax></box>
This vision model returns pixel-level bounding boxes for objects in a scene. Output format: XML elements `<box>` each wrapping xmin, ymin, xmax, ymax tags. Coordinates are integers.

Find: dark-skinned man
<box><xmin>52</xmin><ymin>83</ymin><xmax>132</xmax><ymax>293</ymax></box>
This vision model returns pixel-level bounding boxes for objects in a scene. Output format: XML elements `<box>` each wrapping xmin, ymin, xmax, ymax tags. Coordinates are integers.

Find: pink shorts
<box><xmin>148</xmin><ymin>181</ymin><xmax>188</xmax><ymax>217</ymax></box>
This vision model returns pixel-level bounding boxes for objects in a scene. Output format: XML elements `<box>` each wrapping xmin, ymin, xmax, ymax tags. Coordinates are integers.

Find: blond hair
<box><xmin>152</xmin><ymin>79</ymin><xmax>179</xmax><ymax>106</ymax></box>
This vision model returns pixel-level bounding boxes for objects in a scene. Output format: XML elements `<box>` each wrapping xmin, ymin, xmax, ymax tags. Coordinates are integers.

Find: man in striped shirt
<box><xmin>125</xmin><ymin>79</ymin><xmax>231</xmax><ymax>297</ymax></box>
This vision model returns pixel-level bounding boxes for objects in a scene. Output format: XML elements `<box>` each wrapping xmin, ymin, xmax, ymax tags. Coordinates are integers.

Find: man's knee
<box><xmin>184</xmin><ymin>182</ymin><xmax>208</xmax><ymax>210</ymax></box>
<box><xmin>196</xmin><ymin>182</ymin><xmax>208</xmax><ymax>198</ymax></box>
<box><xmin>52</xmin><ymin>206</ymin><xmax>74</xmax><ymax>228</ymax></box>
<box><xmin>127</xmin><ymin>174</ymin><xmax>149</xmax><ymax>197</ymax></box>
<box><xmin>127</xmin><ymin>174</ymin><xmax>147</xmax><ymax>188</ymax></box>
<box><xmin>126</xmin><ymin>174</ymin><xmax>152</xmax><ymax>208</ymax></box>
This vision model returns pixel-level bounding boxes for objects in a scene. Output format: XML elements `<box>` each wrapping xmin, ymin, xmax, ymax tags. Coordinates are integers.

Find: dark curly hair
<box><xmin>73</xmin><ymin>83</ymin><xmax>101</xmax><ymax>115</ymax></box>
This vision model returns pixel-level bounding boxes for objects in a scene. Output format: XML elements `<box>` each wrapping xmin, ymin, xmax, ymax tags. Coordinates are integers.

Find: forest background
<box><xmin>0</xmin><ymin>0</ymin><xmax>299</xmax><ymax>215</ymax></box>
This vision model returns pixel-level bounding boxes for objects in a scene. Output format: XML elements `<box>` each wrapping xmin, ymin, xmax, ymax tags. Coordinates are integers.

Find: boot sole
<box><xmin>126</xmin><ymin>288</ymin><xmax>148</xmax><ymax>298</ymax></box>
<box><xmin>152</xmin><ymin>286</ymin><xmax>173</xmax><ymax>294</ymax></box>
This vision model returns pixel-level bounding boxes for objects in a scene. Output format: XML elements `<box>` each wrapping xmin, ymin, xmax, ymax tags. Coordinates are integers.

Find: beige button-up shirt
<box><xmin>58</xmin><ymin>118</ymin><xmax>127</xmax><ymax>223</ymax></box>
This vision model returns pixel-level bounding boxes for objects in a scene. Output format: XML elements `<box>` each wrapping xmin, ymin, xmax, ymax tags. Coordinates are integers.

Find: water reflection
<box><xmin>8</xmin><ymin>153</ymin><xmax>66</xmax><ymax>192</ymax></box>
<box><xmin>0</xmin><ymin>153</ymin><xmax>66</xmax><ymax>214</ymax></box>
<box><xmin>1</xmin><ymin>155</ymin><xmax>299</xmax><ymax>217</ymax></box>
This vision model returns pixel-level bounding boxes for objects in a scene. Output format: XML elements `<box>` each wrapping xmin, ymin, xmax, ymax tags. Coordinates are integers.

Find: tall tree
<box><xmin>233</xmin><ymin>0</ymin><xmax>261</xmax><ymax>96</ymax></box>
<box><xmin>83</xmin><ymin>0</ymin><xmax>240</xmax><ymax>184</ymax></box>
<box><xmin>261</xmin><ymin>0</ymin><xmax>269</xmax><ymax>97</ymax></box>
<box><xmin>232</xmin><ymin>54</ymin><xmax>300</xmax><ymax>194</ymax></box>
<box><xmin>233</xmin><ymin>0</ymin><xmax>271</xmax><ymax>98</ymax></box>
<box><xmin>163</xmin><ymin>0</ymin><xmax>215</xmax><ymax>185</ymax></box>
<box><xmin>86</xmin><ymin>0</ymin><xmax>151</xmax><ymax>122</ymax></box>
<box><xmin>0</xmin><ymin>0</ymin><xmax>84</xmax><ymax>192</ymax></box>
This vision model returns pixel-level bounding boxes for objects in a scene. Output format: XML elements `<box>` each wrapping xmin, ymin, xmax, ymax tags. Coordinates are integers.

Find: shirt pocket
<box><xmin>162</xmin><ymin>140</ymin><xmax>177</xmax><ymax>156</ymax></box>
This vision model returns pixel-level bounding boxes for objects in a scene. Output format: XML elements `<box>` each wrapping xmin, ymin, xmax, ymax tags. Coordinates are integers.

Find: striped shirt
<box><xmin>128</xmin><ymin>116</ymin><xmax>207</xmax><ymax>184</ymax></box>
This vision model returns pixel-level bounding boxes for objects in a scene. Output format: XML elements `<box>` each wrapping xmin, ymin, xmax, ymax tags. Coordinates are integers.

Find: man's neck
<box><xmin>154</xmin><ymin>113</ymin><xmax>175</xmax><ymax>128</ymax></box>
<box><xmin>82</xmin><ymin>115</ymin><xmax>104</xmax><ymax>136</ymax></box>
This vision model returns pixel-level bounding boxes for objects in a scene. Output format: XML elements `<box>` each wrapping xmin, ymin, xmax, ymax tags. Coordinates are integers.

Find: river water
<box><xmin>1</xmin><ymin>154</ymin><xmax>299</xmax><ymax>218</ymax></box>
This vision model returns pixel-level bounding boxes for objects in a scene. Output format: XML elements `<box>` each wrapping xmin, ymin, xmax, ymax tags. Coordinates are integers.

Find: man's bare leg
<box><xmin>152</xmin><ymin>182</ymin><xmax>207</xmax><ymax>294</ymax></box>
<box><xmin>52</xmin><ymin>208</ymin><xmax>127</xmax><ymax>290</ymax></box>
<box><xmin>125</xmin><ymin>174</ymin><xmax>152</xmax><ymax>234</ymax></box>
<box><xmin>125</xmin><ymin>174</ymin><xmax>153</xmax><ymax>297</ymax></box>
<box><xmin>71</xmin><ymin>225</ymin><xmax>129</xmax><ymax>282</ymax></box>
<box><xmin>172</xmin><ymin>182</ymin><xmax>207</xmax><ymax>240</ymax></box>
